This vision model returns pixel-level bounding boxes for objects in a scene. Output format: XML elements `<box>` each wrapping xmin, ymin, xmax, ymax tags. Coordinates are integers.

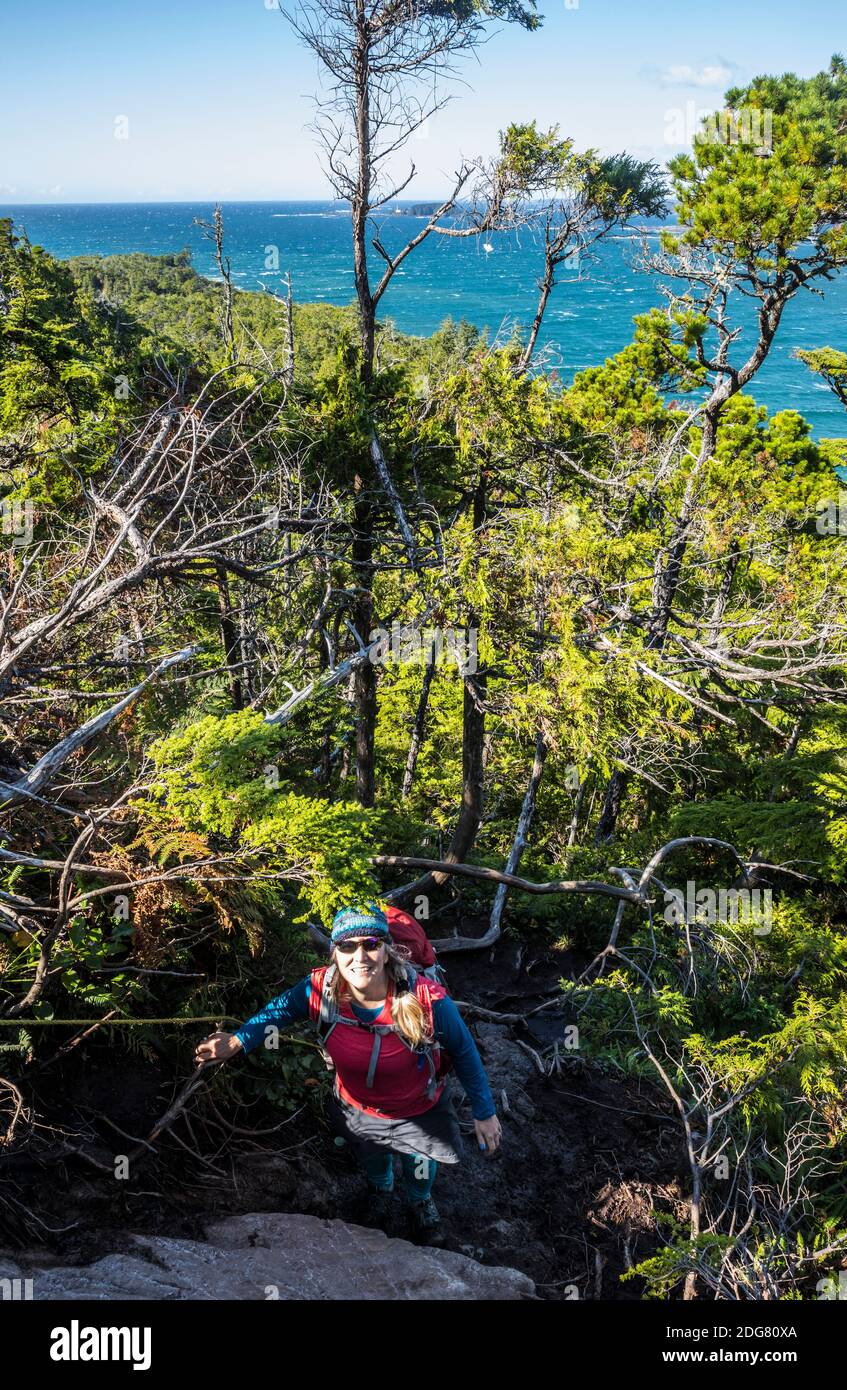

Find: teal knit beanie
<box><xmin>330</xmin><ymin>903</ymin><xmax>390</xmax><ymax>945</ymax></box>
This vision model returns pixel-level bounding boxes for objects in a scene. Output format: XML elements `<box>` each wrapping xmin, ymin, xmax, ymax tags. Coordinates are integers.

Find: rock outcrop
<box><xmin>0</xmin><ymin>1211</ymin><xmax>536</xmax><ymax>1300</ymax></box>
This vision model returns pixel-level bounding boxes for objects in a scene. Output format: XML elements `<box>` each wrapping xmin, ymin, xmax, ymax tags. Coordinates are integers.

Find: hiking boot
<box><xmin>359</xmin><ymin>1184</ymin><xmax>393</xmax><ymax>1231</ymax></box>
<box><xmin>407</xmin><ymin>1197</ymin><xmax>446</xmax><ymax>1247</ymax></box>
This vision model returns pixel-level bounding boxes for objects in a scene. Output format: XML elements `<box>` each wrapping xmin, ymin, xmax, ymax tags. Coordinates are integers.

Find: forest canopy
<box><xmin>2</xmin><ymin>52</ymin><xmax>847</xmax><ymax>1302</ymax></box>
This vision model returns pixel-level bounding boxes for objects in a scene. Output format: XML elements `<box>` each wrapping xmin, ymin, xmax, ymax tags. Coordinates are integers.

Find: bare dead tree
<box><xmin>517</xmin><ymin>150</ymin><xmax>668</xmax><ymax>375</ymax></box>
<box><xmin>194</xmin><ymin>205</ymin><xmax>236</xmax><ymax>362</ymax></box>
<box><xmin>400</xmin><ymin>643</ymin><xmax>436</xmax><ymax>798</ymax></box>
<box><xmin>282</xmin><ymin>0</ymin><xmax>540</xmax><ymax>382</ymax></box>
<box><xmin>284</xmin><ymin>270</ymin><xmax>295</xmax><ymax>388</ymax></box>
<box><xmin>276</xmin><ymin>0</ymin><xmax>543</xmax><ymax>807</ymax></box>
<box><xmin>638</xmin><ymin>226</ymin><xmax>846</xmax><ymax>656</ymax></box>
<box><xmin>0</xmin><ymin>366</ymin><xmax>354</xmax><ymax>1032</ymax></box>
<box><xmin>526</xmin><ymin>419</ymin><xmax>847</xmax><ymax>844</ymax></box>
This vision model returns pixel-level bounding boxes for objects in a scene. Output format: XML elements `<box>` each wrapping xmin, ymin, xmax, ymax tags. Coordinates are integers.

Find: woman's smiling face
<box><xmin>333</xmin><ymin>935</ymin><xmax>388</xmax><ymax>990</ymax></box>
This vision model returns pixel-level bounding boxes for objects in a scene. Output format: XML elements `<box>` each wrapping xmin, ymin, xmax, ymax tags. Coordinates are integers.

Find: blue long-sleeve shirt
<box><xmin>233</xmin><ymin>976</ymin><xmax>496</xmax><ymax>1121</ymax></box>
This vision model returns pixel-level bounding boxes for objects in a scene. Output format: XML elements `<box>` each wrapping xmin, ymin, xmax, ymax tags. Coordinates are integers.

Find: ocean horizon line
<box><xmin>1</xmin><ymin>197</ymin><xmax>472</xmax><ymax>208</ymax></box>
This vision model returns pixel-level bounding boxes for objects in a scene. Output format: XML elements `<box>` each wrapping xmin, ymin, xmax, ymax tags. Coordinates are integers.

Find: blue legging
<box><xmin>360</xmin><ymin>1148</ymin><xmax>437</xmax><ymax>1201</ymax></box>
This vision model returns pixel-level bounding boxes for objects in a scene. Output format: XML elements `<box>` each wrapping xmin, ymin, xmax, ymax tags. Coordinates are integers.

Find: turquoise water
<box><xmin>3</xmin><ymin>200</ymin><xmax>846</xmax><ymax>439</ymax></box>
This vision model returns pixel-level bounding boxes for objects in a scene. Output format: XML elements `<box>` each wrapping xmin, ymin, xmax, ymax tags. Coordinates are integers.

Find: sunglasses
<box><xmin>334</xmin><ymin>936</ymin><xmax>384</xmax><ymax>954</ymax></box>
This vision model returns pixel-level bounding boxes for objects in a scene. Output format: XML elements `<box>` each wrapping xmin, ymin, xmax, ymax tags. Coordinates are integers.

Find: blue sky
<box><xmin>1</xmin><ymin>0</ymin><xmax>843</xmax><ymax>202</ymax></box>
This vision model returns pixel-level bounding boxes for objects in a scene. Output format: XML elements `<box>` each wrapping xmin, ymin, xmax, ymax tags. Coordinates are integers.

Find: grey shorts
<box><xmin>327</xmin><ymin>1082</ymin><xmax>465</xmax><ymax>1165</ymax></box>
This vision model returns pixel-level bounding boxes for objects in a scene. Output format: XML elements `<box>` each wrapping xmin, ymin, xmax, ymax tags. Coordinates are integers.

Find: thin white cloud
<box><xmin>660</xmin><ymin>62</ymin><xmax>734</xmax><ymax>88</ymax></box>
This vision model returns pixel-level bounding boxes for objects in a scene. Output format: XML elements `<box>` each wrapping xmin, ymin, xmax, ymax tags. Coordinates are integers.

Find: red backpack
<box><xmin>383</xmin><ymin>905</ymin><xmax>445</xmax><ymax>982</ymax></box>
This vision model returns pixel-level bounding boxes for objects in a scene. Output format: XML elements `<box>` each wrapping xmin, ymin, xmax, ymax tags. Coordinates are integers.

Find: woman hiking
<box><xmin>194</xmin><ymin>903</ymin><xmax>501</xmax><ymax>1245</ymax></box>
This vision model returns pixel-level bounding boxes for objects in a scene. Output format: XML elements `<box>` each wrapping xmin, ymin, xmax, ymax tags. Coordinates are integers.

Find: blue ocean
<box><xmin>3</xmin><ymin>200</ymin><xmax>845</xmax><ymax>440</ymax></box>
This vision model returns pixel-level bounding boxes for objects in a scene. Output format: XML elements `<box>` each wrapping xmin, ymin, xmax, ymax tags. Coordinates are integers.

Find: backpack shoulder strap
<box><xmin>412</xmin><ymin>972</ymin><xmax>444</xmax><ymax>1033</ymax></box>
<box><xmin>309</xmin><ymin>962</ymin><xmax>341</xmax><ymax>1043</ymax></box>
<box><xmin>405</xmin><ymin>971</ymin><xmax>448</xmax><ymax>1099</ymax></box>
